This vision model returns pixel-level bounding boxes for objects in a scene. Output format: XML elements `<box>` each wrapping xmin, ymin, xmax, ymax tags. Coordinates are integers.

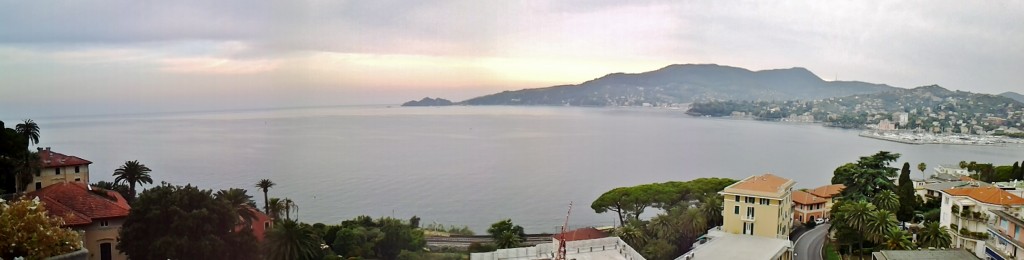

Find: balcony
<box><xmin>986</xmin><ymin>224</ymin><xmax>1024</xmax><ymax>260</ymax></box>
<box><xmin>741</xmin><ymin>214</ymin><xmax>755</xmax><ymax>222</ymax></box>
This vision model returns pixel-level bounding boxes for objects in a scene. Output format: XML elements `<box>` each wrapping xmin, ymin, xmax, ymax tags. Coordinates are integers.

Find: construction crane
<box><xmin>555</xmin><ymin>201</ymin><xmax>573</xmax><ymax>260</ymax></box>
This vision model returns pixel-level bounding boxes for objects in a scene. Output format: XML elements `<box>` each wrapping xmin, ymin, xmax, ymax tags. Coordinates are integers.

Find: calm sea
<box><xmin>26</xmin><ymin>106</ymin><xmax>1024</xmax><ymax>233</ymax></box>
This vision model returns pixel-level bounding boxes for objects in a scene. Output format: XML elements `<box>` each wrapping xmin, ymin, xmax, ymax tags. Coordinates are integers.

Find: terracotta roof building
<box><xmin>29</xmin><ymin>182</ymin><xmax>130</xmax><ymax>260</ymax></box>
<box><xmin>29</xmin><ymin>147</ymin><xmax>93</xmax><ymax>192</ymax></box>
<box><xmin>807</xmin><ymin>184</ymin><xmax>844</xmax><ymax>199</ymax></box>
<box><xmin>791</xmin><ymin>190</ymin><xmax>827</xmax><ymax>223</ymax></box>
<box><xmin>552</xmin><ymin>227</ymin><xmax>608</xmax><ymax>242</ymax></box>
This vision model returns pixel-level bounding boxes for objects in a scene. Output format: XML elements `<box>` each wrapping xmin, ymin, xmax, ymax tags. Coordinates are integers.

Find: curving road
<box><xmin>794</xmin><ymin>224</ymin><xmax>829</xmax><ymax>260</ymax></box>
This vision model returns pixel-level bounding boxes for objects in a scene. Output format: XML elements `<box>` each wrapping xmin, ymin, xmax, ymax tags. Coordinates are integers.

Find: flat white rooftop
<box><xmin>679</xmin><ymin>229</ymin><xmax>792</xmax><ymax>260</ymax></box>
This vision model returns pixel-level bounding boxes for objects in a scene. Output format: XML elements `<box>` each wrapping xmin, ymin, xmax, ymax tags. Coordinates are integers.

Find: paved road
<box><xmin>794</xmin><ymin>224</ymin><xmax>829</xmax><ymax>260</ymax></box>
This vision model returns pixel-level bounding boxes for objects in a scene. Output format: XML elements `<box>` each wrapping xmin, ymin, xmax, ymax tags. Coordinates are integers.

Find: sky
<box><xmin>1</xmin><ymin>1</ymin><xmax>1022</xmax><ymax>118</ymax></box>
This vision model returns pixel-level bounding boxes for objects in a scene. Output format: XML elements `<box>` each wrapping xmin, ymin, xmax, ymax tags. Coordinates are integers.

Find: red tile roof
<box><xmin>809</xmin><ymin>184</ymin><xmax>845</xmax><ymax>198</ymax></box>
<box><xmin>553</xmin><ymin>227</ymin><xmax>608</xmax><ymax>242</ymax></box>
<box><xmin>38</xmin><ymin>148</ymin><xmax>92</xmax><ymax>168</ymax></box>
<box><xmin>944</xmin><ymin>186</ymin><xmax>1024</xmax><ymax>206</ymax></box>
<box><xmin>28</xmin><ymin>182</ymin><xmax>131</xmax><ymax>227</ymax></box>
<box><xmin>792</xmin><ymin>190</ymin><xmax>827</xmax><ymax>205</ymax></box>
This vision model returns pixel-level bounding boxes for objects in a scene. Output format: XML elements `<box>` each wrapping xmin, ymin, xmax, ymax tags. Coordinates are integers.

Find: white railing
<box><xmin>470</xmin><ymin>237</ymin><xmax>645</xmax><ymax>260</ymax></box>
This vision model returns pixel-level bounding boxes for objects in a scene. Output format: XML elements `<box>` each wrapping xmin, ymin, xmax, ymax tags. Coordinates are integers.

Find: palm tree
<box><xmin>112</xmin><ymin>160</ymin><xmax>153</xmax><ymax>200</ymax></box>
<box><xmin>15</xmin><ymin>119</ymin><xmax>40</xmax><ymax>147</ymax></box>
<box><xmin>14</xmin><ymin>119</ymin><xmax>40</xmax><ymax>193</ymax></box>
<box><xmin>614</xmin><ymin>222</ymin><xmax>648</xmax><ymax>250</ymax></box>
<box><xmin>256</xmin><ymin>179</ymin><xmax>276</xmax><ymax>214</ymax></box>
<box><xmin>918</xmin><ymin>162</ymin><xmax>928</xmax><ymax>179</ymax></box>
<box><xmin>679</xmin><ymin>208</ymin><xmax>707</xmax><ymax>241</ymax></box>
<box><xmin>494</xmin><ymin>230</ymin><xmax>524</xmax><ymax>249</ymax></box>
<box><xmin>873</xmin><ymin>190</ymin><xmax>900</xmax><ymax>212</ymax></box>
<box><xmin>267</xmin><ymin>198</ymin><xmax>285</xmax><ymax>220</ymax></box>
<box><xmin>699</xmin><ymin>195</ymin><xmax>724</xmax><ymax>227</ymax></box>
<box><xmin>881</xmin><ymin>227</ymin><xmax>913</xmax><ymax>250</ymax></box>
<box><xmin>264</xmin><ymin>219</ymin><xmax>324</xmax><ymax>260</ymax></box>
<box><xmin>917</xmin><ymin>222</ymin><xmax>952</xmax><ymax>248</ymax></box>
<box><xmin>283</xmin><ymin>198</ymin><xmax>298</xmax><ymax>221</ymax></box>
<box><xmin>864</xmin><ymin>210</ymin><xmax>898</xmax><ymax>243</ymax></box>
<box><xmin>216</xmin><ymin>188</ymin><xmax>258</xmax><ymax>226</ymax></box>
<box><xmin>845</xmin><ymin>201</ymin><xmax>876</xmax><ymax>232</ymax></box>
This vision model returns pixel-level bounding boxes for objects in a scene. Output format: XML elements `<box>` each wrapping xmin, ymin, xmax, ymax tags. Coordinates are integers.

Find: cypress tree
<box><xmin>1016</xmin><ymin>161</ymin><xmax>1023</xmax><ymax>180</ymax></box>
<box><xmin>896</xmin><ymin>162</ymin><xmax>917</xmax><ymax>222</ymax></box>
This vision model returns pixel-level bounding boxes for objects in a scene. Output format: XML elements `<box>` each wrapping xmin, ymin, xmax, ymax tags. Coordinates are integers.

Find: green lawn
<box><xmin>824</xmin><ymin>243</ymin><xmax>841</xmax><ymax>260</ymax></box>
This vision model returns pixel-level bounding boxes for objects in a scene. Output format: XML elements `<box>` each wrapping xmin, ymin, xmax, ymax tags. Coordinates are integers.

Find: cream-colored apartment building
<box><xmin>720</xmin><ymin>173</ymin><xmax>795</xmax><ymax>239</ymax></box>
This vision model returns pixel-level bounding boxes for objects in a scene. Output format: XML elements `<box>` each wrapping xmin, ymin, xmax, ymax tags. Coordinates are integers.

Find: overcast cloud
<box><xmin>1</xmin><ymin>0</ymin><xmax>1022</xmax><ymax>117</ymax></box>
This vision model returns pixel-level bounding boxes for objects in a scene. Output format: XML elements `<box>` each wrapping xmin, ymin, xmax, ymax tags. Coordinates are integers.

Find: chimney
<box><xmin>37</xmin><ymin>147</ymin><xmax>43</xmax><ymax>152</ymax></box>
<box><xmin>46</xmin><ymin>147</ymin><xmax>51</xmax><ymax>151</ymax></box>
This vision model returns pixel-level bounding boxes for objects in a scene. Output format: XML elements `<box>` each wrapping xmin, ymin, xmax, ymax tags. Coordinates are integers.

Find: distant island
<box><xmin>460</xmin><ymin>64</ymin><xmax>896</xmax><ymax>106</ymax></box>
<box><xmin>402</xmin><ymin>97</ymin><xmax>453</xmax><ymax>107</ymax></box>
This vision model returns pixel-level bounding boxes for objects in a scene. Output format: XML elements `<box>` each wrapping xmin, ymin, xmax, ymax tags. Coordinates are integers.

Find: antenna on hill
<box><xmin>555</xmin><ymin>201</ymin><xmax>573</xmax><ymax>260</ymax></box>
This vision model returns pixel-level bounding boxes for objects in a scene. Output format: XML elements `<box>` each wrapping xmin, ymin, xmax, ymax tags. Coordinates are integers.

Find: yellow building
<box><xmin>29</xmin><ymin>147</ymin><xmax>92</xmax><ymax>192</ymax></box>
<box><xmin>720</xmin><ymin>173</ymin><xmax>795</xmax><ymax>239</ymax></box>
<box><xmin>808</xmin><ymin>184</ymin><xmax>844</xmax><ymax>220</ymax></box>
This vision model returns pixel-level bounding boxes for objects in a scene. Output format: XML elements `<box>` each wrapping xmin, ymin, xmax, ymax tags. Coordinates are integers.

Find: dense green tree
<box><xmin>375</xmin><ymin>218</ymin><xmax>426</xmax><ymax>260</ymax></box>
<box><xmin>265</xmin><ymin>219</ymin><xmax>325</xmax><ymax>260</ymax></box>
<box><xmin>895</xmin><ymin>163</ymin><xmax>917</xmax><ymax>221</ymax></box>
<box><xmin>880</xmin><ymin>227</ymin><xmax>913</xmax><ymax>250</ymax></box>
<box><xmin>409</xmin><ymin>215</ymin><xmax>421</xmax><ymax>229</ymax></box>
<box><xmin>832</xmin><ymin>151</ymin><xmax>900</xmax><ymax>201</ymax></box>
<box><xmin>917</xmin><ymin>222</ymin><xmax>952</xmax><ymax>249</ymax></box>
<box><xmin>215</xmin><ymin>188</ymin><xmax>258</xmax><ymax>225</ymax></box>
<box><xmin>873</xmin><ymin>190</ymin><xmax>900</xmax><ymax>213</ymax></box>
<box><xmin>592</xmin><ymin>178</ymin><xmax>736</xmax><ymax>226</ymax></box>
<box><xmin>256</xmin><ymin>179</ymin><xmax>276</xmax><ymax>215</ymax></box>
<box><xmin>118</xmin><ymin>183</ymin><xmax>257</xmax><ymax>259</ymax></box>
<box><xmin>0</xmin><ymin>123</ymin><xmax>26</xmax><ymax>193</ymax></box>
<box><xmin>112</xmin><ymin>160</ymin><xmax>153</xmax><ymax>201</ymax></box>
<box><xmin>487</xmin><ymin>219</ymin><xmax>526</xmax><ymax>249</ymax></box>
<box><xmin>332</xmin><ymin>226</ymin><xmax>379</xmax><ymax>257</ymax></box>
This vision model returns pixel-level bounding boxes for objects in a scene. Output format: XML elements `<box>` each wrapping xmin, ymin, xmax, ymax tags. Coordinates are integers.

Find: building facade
<box><xmin>30</xmin><ymin>147</ymin><xmax>92</xmax><ymax>192</ymax></box>
<box><xmin>940</xmin><ymin>186</ymin><xmax>1024</xmax><ymax>258</ymax></box>
<box><xmin>720</xmin><ymin>173</ymin><xmax>795</xmax><ymax>239</ymax></box>
<box><xmin>792</xmin><ymin>190</ymin><xmax>827</xmax><ymax>224</ymax></box>
<box><xmin>30</xmin><ymin>182</ymin><xmax>130</xmax><ymax>260</ymax></box>
<box><xmin>987</xmin><ymin>209</ymin><xmax>1024</xmax><ymax>260</ymax></box>
<box><xmin>807</xmin><ymin>184</ymin><xmax>844</xmax><ymax>220</ymax></box>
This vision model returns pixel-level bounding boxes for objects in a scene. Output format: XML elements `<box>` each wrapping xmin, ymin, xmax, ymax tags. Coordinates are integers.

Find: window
<box><xmin>1016</xmin><ymin>226</ymin><xmax>1021</xmax><ymax>240</ymax></box>
<box><xmin>734</xmin><ymin>206</ymin><xmax>739</xmax><ymax>214</ymax></box>
<box><xmin>100</xmin><ymin>220</ymin><xmax>109</xmax><ymax>227</ymax></box>
<box><xmin>747</xmin><ymin>207</ymin><xmax>755</xmax><ymax>218</ymax></box>
<box><xmin>35</xmin><ymin>169</ymin><xmax>40</xmax><ymax>177</ymax></box>
<box><xmin>735</xmin><ymin>196</ymin><xmax>740</xmax><ymax>202</ymax></box>
<box><xmin>75</xmin><ymin>166</ymin><xmax>80</xmax><ymax>173</ymax></box>
<box><xmin>55</xmin><ymin>168</ymin><xmax>61</xmax><ymax>175</ymax></box>
<box><xmin>760</xmin><ymin>198</ymin><xmax>770</xmax><ymax>205</ymax></box>
<box><xmin>35</xmin><ymin>182</ymin><xmax>42</xmax><ymax>190</ymax></box>
<box><xmin>74</xmin><ymin>178</ymin><xmax>81</xmax><ymax>182</ymax></box>
<box><xmin>746</xmin><ymin>197</ymin><xmax>755</xmax><ymax>204</ymax></box>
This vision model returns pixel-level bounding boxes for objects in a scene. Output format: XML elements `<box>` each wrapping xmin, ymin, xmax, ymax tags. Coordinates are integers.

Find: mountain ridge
<box><xmin>460</xmin><ymin>64</ymin><xmax>898</xmax><ymax>106</ymax></box>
